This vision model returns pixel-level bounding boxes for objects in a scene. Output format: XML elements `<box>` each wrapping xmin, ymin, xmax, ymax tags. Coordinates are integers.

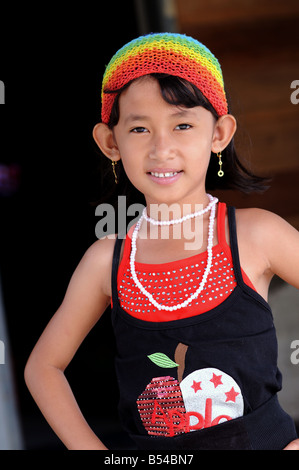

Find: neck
<box><xmin>144</xmin><ymin>194</ymin><xmax>217</xmax><ymax>225</ymax></box>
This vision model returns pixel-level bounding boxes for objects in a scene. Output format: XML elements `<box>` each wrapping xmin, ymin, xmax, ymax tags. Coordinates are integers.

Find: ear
<box><xmin>93</xmin><ymin>123</ymin><xmax>121</xmax><ymax>162</ymax></box>
<box><xmin>211</xmin><ymin>114</ymin><xmax>237</xmax><ymax>153</ymax></box>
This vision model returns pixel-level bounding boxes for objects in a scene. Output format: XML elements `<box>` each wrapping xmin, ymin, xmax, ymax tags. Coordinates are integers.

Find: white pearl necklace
<box><xmin>142</xmin><ymin>194</ymin><xmax>217</xmax><ymax>225</ymax></box>
<box><xmin>129</xmin><ymin>195</ymin><xmax>218</xmax><ymax>311</ymax></box>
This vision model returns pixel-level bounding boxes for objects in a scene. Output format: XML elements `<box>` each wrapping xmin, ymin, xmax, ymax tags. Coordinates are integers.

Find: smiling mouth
<box><xmin>149</xmin><ymin>171</ymin><xmax>182</xmax><ymax>178</ymax></box>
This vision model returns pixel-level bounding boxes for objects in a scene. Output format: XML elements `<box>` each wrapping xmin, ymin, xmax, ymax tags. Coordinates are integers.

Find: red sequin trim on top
<box><xmin>117</xmin><ymin>203</ymin><xmax>255</xmax><ymax>322</ymax></box>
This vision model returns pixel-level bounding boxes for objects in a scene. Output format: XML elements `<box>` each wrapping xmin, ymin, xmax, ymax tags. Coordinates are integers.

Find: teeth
<box><xmin>151</xmin><ymin>171</ymin><xmax>178</xmax><ymax>178</ymax></box>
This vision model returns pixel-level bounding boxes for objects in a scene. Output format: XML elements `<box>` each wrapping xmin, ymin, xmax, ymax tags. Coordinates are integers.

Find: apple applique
<box><xmin>137</xmin><ymin>376</ymin><xmax>186</xmax><ymax>437</ymax></box>
<box><xmin>137</xmin><ymin>343</ymin><xmax>244</xmax><ymax>437</ymax></box>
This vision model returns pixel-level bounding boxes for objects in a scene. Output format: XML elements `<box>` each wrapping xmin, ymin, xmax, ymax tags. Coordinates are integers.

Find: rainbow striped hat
<box><xmin>101</xmin><ymin>32</ymin><xmax>228</xmax><ymax>124</ymax></box>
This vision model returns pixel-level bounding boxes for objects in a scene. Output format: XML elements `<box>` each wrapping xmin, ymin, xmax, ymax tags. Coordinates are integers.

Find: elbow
<box><xmin>24</xmin><ymin>349</ymin><xmax>65</xmax><ymax>394</ymax></box>
<box><xmin>24</xmin><ymin>350</ymin><xmax>47</xmax><ymax>393</ymax></box>
<box><xmin>24</xmin><ymin>353</ymin><xmax>38</xmax><ymax>392</ymax></box>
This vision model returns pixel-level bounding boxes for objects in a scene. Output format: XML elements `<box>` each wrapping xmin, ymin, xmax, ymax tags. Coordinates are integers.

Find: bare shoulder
<box><xmin>83</xmin><ymin>234</ymin><xmax>118</xmax><ymax>265</ymax></box>
<box><xmin>50</xmin><ymin>235</ymin><xmax>119</xmax><ymax>340</ymax></box>
<box><xmin>79</xmin><ymin>235</ymin><xmax>118</xmax><ymax>298</ymax></box>
<box><xmin>235</xmin><ymin>207</ymin><xmax>297</xmax><ymax>239</ymax></box>
<box><xmin>235</xmin><ymin>207</ymin><xmax>299</xmax><ymax>287</ymax></box>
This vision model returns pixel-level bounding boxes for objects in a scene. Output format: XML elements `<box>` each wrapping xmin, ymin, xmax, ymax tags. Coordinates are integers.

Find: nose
<box><xmin>148</xmin><ymin>132</ymin><xmax>176</xmax><ymax>162</ymax></box>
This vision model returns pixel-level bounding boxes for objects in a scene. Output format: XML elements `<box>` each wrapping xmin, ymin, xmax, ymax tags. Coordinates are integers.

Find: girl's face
<box><xmin>111</xmin><ymin>77</ymin><xmax>224</xmax><ymax>208</ymax></box>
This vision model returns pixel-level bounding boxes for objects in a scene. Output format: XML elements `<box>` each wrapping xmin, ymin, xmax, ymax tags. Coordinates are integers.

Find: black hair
<box><xmin>94</xmin><ymin>74</ymin><xmax>269</xmax><ymax>209</ymax></box>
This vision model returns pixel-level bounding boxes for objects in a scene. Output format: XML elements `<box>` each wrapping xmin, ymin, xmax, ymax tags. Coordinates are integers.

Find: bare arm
<box><xmin>24</xmin><ymin>237</ymin><xmax>116</xmax><ymax>450</ymax></box>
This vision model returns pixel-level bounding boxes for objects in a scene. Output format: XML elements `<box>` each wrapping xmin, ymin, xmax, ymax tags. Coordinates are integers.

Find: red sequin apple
<box><xmin>137</xmin><ymin>343</ymin><xmax>244</xmax><ymax>437</ymax></box>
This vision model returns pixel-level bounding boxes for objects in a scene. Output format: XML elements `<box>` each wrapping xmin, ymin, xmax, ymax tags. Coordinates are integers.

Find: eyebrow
<box><xmin>124</xmin><ymin>114</ymin><xmax>149</xmax><ymax>124</ymax></box>
<box><xmin>170</xmin><ymin>109</ymin><xmax>196</xmax><ymax>118</ymax></box>
<box><xmin>124</xmin><ymin>109</ymin><xmax>196</xmax><ymax>124</ymax></box>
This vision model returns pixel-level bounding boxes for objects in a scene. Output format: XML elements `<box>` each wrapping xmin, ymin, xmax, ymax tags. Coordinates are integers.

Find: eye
<box><xmin>130</xmin><ymin>126</ymin><xmax>148</xmax><ymax>133</ymax></box>
<box><xmin>175</xmin><ymin>123</ymin><xmax>192</xmax><ymax>130</ymax></box>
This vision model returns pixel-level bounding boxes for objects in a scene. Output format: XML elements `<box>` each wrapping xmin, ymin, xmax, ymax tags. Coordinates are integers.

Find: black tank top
<box><xmin>110</xmin><ymin>206</ymin><xmax>297</xmax><ymax>450</ymax></box>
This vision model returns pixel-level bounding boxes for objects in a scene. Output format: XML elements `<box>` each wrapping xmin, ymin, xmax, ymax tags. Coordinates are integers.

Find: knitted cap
<box><xmin>101</xmin><ymin>32</ymin><xmax>228</xmax><ymax>124</ymax></box>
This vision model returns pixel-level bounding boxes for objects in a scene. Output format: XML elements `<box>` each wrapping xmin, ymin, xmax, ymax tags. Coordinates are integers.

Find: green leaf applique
<box><xmin>147</xmin><ymin>353</ymin><xmax>179</xmax><ymax>369</ymax></box>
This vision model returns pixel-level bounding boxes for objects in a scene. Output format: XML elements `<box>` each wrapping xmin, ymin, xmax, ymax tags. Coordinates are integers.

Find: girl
<box><xmin>25</xmin><ymin>33</ymin><xmax>299</xmax><ymax>450</ymax></box>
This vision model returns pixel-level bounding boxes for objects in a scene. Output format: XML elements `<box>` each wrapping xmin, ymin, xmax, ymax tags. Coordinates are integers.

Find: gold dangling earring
<box><xmin>217</xmin><ymin>151</ymin><xmax>224</xmax><ymax>177</ymax></box>
<box><xmin>111</xmin><ymin>161</ymin><xmax>118</xmax><ymax>184</ymax></box>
